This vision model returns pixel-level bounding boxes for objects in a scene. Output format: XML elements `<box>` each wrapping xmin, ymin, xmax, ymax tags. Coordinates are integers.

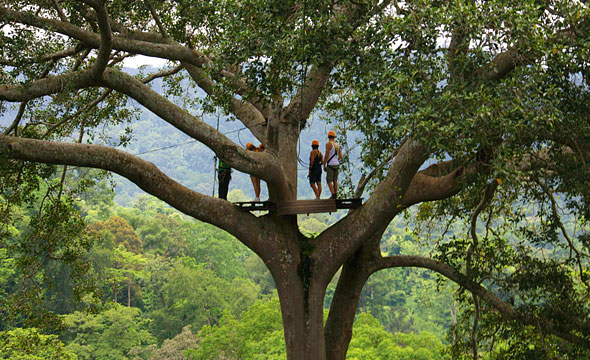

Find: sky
<box><xmin>122</xmin><ymin>55</ymin><xmax>169</xmax><ymax>68</ymax></box>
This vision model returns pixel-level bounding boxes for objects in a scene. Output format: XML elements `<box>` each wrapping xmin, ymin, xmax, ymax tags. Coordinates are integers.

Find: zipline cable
<box><xmin>132</xmin><ymin>121</ymin><xmax>262</xmax><ymax>156</ymax></box>
<box><xmin>212</xmin><ymin>107</ymin><xmax>220</xmax><ymax>196</ymax></box>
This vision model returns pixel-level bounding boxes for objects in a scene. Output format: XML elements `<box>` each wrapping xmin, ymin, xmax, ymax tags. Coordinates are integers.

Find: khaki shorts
<box><xmin>326</xmin><ymin>165</ymin><xmax>339</xmax><ymax>183</ymax></box>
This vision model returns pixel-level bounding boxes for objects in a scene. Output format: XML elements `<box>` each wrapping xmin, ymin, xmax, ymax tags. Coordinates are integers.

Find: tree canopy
<box><xmin>2</xmin><ymin>0</ymin><xmax>590</xmax><ymax>359</ymax></box>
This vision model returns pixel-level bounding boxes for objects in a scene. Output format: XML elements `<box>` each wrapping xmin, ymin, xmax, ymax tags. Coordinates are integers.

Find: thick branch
<box><xmin>0</xmin><ymin>70</ymin><xmax>96</xmax><ymax>102</ymax></box>
<box><xmin>0</xmin><ymin>58</ymin><xmax>273</xmax><ymax>181</ymax></box>
<box><xmin>43</xmin><ymin>65</ymin><xmax>182</xmax><ymax>139</ymax></box>
<box><xmin>476</xmin><ymin>26</ymin><xmax>578</xmax><ymax>81</ymax></box>
<box><xmin>379</xmin><ymin>255</ymin><xmax>587</xmax><ymax>345</ymax></box>
<box><xmin>100</xmin><ymin>68</ymin><xmax>276</xmax><ymax>180</ymax></box>
<box><xmin>0</xmin><ymin>135</ymin><xmax>270</xmax><ymax>256</ymax></box>
<box><xmin>4</xmin><ymin>5</ymin><xmax>272</xmax><ymax>127</ymax></box>
<box><xmin>80</xmin><ymin>0</ymin><xmax>112</xmax><ymax>79</ymax></box>
<box><xmin>401</xmin><ymin>167</ymin><xmax>465</xmax><ymax>206</ymax></box>
<box><xmin>284</xmin><ymin>1</ymin><xmax>392</xmax><ymax>129</ymax></box>
<box><xmin>182</xmin><ymin>64</ymin><xmax>267</xmax><ymax>142</ymax></box>
<box><xmin>284</xmin><ymin>65</ymin><xmax>332</xmax><ymax>128</ymax></box>
<box><xmin>324</xmin><ymin>225</ymin><xmax>387</xmax><ymax>360</ymax></box>
<box><xmin>477</xmin><ymin>48</ymin><xmax>521</xmax><ymax>82</ymax></box>
<box><xmin>0</xmin><ymin>6</ymin><xmax>207</xmax><ymax>66</ymax></box>
<box><xmin>314</xmin><ymin>138</ymin><xmax>429</xmax><ymax>283</ymax></box>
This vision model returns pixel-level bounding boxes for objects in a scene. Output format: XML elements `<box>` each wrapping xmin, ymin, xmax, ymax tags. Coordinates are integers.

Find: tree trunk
<box><xmin>266</xmin><ymin>222</ymin><xmax>330</xmax><ymax>360</ymax></box>
<box><xmin>324</xmin><ymin>246</ymin><xmax>376</xmax><ymax>360</ymax></box>
<box><xmin>276</xmin><ymin>269</ymin><xmax>328</xmax><ymax>359</ymax></box>
<box><xmin>127</xmin><ymin>277</ymin><xmax>131</xmax><ymax>307</ymax></box>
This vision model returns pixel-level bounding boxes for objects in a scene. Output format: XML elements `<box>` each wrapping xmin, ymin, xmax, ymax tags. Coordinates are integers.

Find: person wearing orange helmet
<box><xmin>246</xmin><ymin>142</ymin><xmax>261</xmax><ymax>201</ymax></box>
<box><xmin>323</xmin><ymin>130</ymin><xmax>342</xmax><ymax>199</ymax></box>
<box><xmin>309</xmin><ymin>139</ymin><xmax>323</xmax><ymax>199</ymax></box>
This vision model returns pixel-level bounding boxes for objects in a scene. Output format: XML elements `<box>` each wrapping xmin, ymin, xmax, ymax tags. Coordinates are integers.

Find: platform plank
<box><xmin>277</xmin><ymin>199</ymin><xmax>337</xmax><ymax>215</ymax></box>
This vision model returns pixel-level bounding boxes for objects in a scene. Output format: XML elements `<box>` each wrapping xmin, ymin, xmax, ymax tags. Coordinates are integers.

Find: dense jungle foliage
<box><xmin>1</xmin><ymin>166</ymin><xmax>456</xmax><ymax>360</ymax></box>
<box><xmin>2</xmin><ymin>0</ymin><xmax>590</xmax><ymax>358</ymax></box>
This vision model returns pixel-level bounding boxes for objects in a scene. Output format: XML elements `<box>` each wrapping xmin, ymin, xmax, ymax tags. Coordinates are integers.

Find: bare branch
<box><xmin>353</xmin><ymin>149</ymin><xmax>398</xmax><ymax>199</ymax></box>
<box><xmin>0</xmin><ymin>44</ymin><xmax>87</xmax><ymax>66</ymax></box>
<box><xmin>147</xmin><ymin>1</ymin><xmax>168</xmax><ymax>38</ymax></box>
<box><xmin>471</xmin><ymin>294</ymin><xmax>480</xmax><ymax>360</ymax></box>
<box><xmin>51</xmin><ymin>0</ymin><xmax>68</xmax><ymax>22</ymax></box>
<box><xmin>72</xmin><ymin>48</ymin><xmax>92</xmax><ymax>72</ymax></box>
<box><xmin>536</xmin><ymin>180</ymin><xmax>590</xmax><ymax>286</ymax></box>
<box><xmin>3</xmin><ymin>101</ymin><xmax>27</xmax><ymax>136</ymax></box>
<box><xmin>1</xmin><ymin>60</ymin><xmax>56</xmax><ymax>135</ymax></box>
<box><xmin>142</xmin><ymin>63</ymin><xmax>183</xmax><ymax>83</ymax></box>
<box><xmin>467</xmin><ymin>181</ymin><xmax>498</xmax><ymax>275</ymax></box>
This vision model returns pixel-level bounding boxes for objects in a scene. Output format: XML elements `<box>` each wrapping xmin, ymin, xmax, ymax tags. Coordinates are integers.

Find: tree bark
<box><xmin>324</xmin><ymin>226</ymin><xmax>385</xmax><ymax>360</ymax></box>
<box><xmin>324</xmin><ymin>249</ymin><xmax>374</xmax><ymax>360</ymax></box>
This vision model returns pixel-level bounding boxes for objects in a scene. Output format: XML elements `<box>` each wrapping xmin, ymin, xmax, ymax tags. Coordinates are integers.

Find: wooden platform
<box><xmin>234</xmin><ymin>198</ymin><xmax>362</xmax><ymax>215</ymax></box>
<box><xmin>277</xmin><ymin>199</ymin><xmax>336</xmax><ymax>215</ymax></box>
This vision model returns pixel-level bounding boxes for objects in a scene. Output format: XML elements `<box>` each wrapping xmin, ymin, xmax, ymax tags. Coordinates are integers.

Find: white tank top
<box><xmin>326</xmin><ymin>141</ymin><xmax>340</xmax><ymax>166</ymax></box>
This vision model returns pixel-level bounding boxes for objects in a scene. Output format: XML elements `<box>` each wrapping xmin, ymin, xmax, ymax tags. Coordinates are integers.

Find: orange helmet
<box><xmin>246</xmin><ymin>142</ymin><xmax>256</xmax><ymax>150</ymax></box>
<box><xmin>328</xmin><ymin>131</ymin><xmax>336</xmax><ymax>137</ymax></box>
<box><xmin>311</xmin><ymin>139</ymin><xmax>319</xmax><ymax>146</ymax></box>
<box><xmin>257</xmin><ymin>144</ymin><xmax>265</xmax><ymax>151</ymax></box>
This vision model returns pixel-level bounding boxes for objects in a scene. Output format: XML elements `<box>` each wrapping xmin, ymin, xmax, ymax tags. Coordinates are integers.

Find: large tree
<box><xmin>1</xmin><ymin>0</ymin><xmax>590</xmax><ymax>359</ymax></box>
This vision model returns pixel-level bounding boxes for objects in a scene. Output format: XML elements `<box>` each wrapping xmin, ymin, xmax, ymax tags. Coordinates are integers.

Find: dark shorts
<box><xmin>309</xmin><ymin>172</ymin><xmax>321</xmax><ymax>184</ymax></box>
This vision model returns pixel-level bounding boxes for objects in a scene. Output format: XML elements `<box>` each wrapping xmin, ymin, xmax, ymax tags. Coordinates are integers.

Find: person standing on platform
<box><xmin>217</xmin><ymin>158</ymin><xmax>231</xmax><ymax>200</ymax></box>
<box><xmin>246</xmin><ymin>142</ymin><xmax>261</xmax><ymax>202</ymax></box>
<box><xmin>323</xmin><ymin>131</ymin><xmax>342</xmax><ymax>199</ymax></box>
<box><xmin>309</xmin><ymin>140</ymin><xmax>323</xmax><ymax>199</ymax></box>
